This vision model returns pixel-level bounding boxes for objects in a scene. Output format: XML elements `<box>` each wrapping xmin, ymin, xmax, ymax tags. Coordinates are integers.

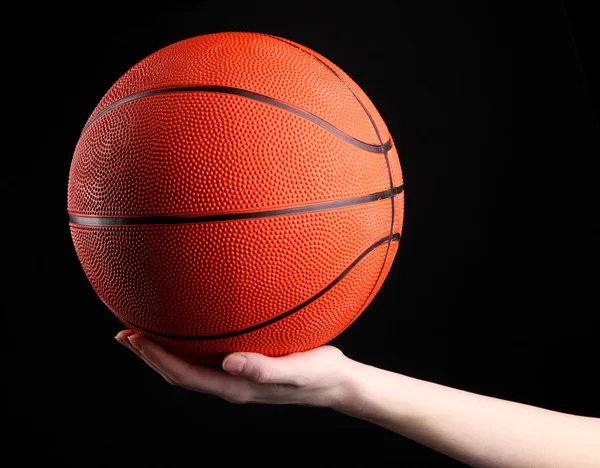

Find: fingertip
<box><xmin>114</xmin><ymin>329</ymin><xmax>135</xmax><ymax>345</ymax></box>
<box><xmin>127</xmin><ymin>333</ymin><xmax>142</xmax><ymax>352</ymax></box>
<box><xmin>222</xmin><ymin>354</ymin><xmax>247</xmax><ymax>375</ymax></box>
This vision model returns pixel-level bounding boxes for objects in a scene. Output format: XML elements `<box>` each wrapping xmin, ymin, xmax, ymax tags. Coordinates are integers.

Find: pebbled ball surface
<box><xmin>87</xmin><ymin>32</ymin><xmax>382</xmax><ymax>145</ymax></box>
<box><xmin>69</xmin><ymin>92</ymin><xmax>393</xmax><ymax>217</ymax></box>
<box><xmin>121</xmin><ymin>240</ymin><xmax>400</xmax><ymax>365</ymax></box>
<box><xmin>68</xmin><ymin>32</ymin><xmax>404</xmax><ymax>363</ymax></box>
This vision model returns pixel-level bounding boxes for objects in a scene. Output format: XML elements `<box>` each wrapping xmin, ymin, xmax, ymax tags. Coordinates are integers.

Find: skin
<box><xmin>115</xmin><ymin>330</ymin><xmax>600</xmax><ymax>468</ymax></box>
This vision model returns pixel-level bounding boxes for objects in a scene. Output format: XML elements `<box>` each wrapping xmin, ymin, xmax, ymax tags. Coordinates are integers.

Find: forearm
<box><xmin>334</xmin><ymin>359</ymin><xmax>600</xmax><ymax>468</ymax></box>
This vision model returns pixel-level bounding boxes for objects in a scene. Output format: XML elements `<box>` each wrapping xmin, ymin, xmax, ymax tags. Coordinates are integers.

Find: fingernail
<box><xmin>114</xmin><ymin>336</ymin><xmax>127</xmax><ymax>347</ymax></box>
<box><xmin>223</xmin><ymin>355</ymin><xmax>247</xmax><ymax>374</ymax></box>
<box><xmin>127</xmin><ymin>335</ymin><xmax>141</xmax><ymax>352</ymax></box>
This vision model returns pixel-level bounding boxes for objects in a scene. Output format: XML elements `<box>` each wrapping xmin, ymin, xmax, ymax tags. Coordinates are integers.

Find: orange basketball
<box><xmin>67</xmin><ymin>32</ymin><xmax>404</xmax><ymax>364</ymax></box>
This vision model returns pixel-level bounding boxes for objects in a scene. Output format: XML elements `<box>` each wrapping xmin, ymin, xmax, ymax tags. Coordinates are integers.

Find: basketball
<box><xmin>67</xmin><ymin>32</ymin><xmax>404</xmax><ymax>364</ymax></box>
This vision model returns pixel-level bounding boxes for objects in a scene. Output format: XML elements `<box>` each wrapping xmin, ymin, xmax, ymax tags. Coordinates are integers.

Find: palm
<box><xmin>115</xmin><ymin>330</ymin><xmax>350</xmax><ymax>407</ymax></box>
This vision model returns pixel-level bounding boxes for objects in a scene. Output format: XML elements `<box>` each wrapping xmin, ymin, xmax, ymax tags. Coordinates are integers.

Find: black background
<box><xmin>5</xmin><ymin>1</ymin><xmax>598</xmax><ymax>466</ymax></box>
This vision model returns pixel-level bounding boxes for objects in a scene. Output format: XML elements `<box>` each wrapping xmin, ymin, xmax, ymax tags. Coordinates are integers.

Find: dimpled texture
<box><xmin>87</xmin><ymin>32</ymin><xmax>380</xmax><ymax>145</ymax></box>
<box><xmin>271</xmin><ymin>35</ymin><xmax>391</xmax><ymax>143</ymax></box>
<box><xmin>69</xmin><ymin>93</ymin><xmax>391</xmax><ymax>217</ymax></box>
<box><xmin>120</xmin><ymin>240</ymin><xmax>398</xmax><ymax>365</ymax></box>
<box><xmin>68</xmin><ymin>32</ymin><xmax>405</xmax><ymax>363</ymax></box>
<box><xmin>70</xmin><ymin>200</ymin><xmax>397</xmax><ymax>336</ymax></box>
<box><xmin>388</xmin><ymin>138</ymin><xmax>404</xmax><ymax>188</ymax></box>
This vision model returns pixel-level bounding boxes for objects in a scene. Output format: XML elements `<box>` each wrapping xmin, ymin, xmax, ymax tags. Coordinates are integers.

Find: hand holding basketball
<box><xmin>115</xmin><ymin>330</ymin><xmax>352</xmax><ymax>407</ymax></box>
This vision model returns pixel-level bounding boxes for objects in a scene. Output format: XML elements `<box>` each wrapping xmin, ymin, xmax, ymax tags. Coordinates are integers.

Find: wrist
<box><xmin>328</xmin><ymin>357</ymin><xmax>372</xmax><ymax>417</ymax></box>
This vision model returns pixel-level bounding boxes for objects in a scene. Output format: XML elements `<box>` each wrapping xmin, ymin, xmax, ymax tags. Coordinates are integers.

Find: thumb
<box><xmin>222</xmin><ymin>352</ymin><xmax>301</xmax><ymax>385</ymax></box>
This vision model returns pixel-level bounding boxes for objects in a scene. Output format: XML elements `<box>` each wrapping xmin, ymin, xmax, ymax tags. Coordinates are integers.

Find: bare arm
<box><xmin>116</xmin><ymin>331</ymin><xmax>600</xmax><ymax>468</ymax></box>
<box><xmin>337</xmin><ymin>359</ymin><xmax>600</xmax><ymax>468</ymax></box>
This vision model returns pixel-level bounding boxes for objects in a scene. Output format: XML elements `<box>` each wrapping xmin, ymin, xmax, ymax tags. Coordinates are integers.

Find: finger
<box><xmin>115</xmin><ymin>331</ymin><xmax>176</xmax><ymax>385</ymax></box>
<box><xmin>127</xmin><ymin>334</ymin><xmax>248</xmax><ymax>398</ymax></box>
<box><xmin>222</xmin><ymin>351</ymin><xmax>311</xmax><ymax>385</ymax></box>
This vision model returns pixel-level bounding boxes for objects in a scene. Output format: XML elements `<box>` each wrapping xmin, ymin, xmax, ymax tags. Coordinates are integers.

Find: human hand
<box><xmin>115</xmin><ymin>331</ymin><xmax>600</xmax><ymax>468</ymax></box>
<box><xmin>115</xmin><ymin>330</ymin><xmax>353</xmax><ymax>408</ymax></box>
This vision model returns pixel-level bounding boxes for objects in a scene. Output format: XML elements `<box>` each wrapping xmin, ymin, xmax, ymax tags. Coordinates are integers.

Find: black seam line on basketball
<box><xmin>115</xmin><ymin>232</ymin><xmax>401</xmax><ymax>341</ymax></box>
<box><xmin>266</xmin><ymin>35</ymin><xmax>398</xmax><ymax>326</ymax></box>
<box><xmin>81</xmin><ymin>85</ymin><xmax>393</xmax><ymax>154</ymax></box>
<box><xmin>68</xmin><ymin>185</ymin><xmax>404</xmax><ymax>226</ymax></box>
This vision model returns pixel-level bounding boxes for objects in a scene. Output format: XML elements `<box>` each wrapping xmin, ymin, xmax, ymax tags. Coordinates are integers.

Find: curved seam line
<box><xmin>265</xmin><ymin>34</ymin><xmax>397</xmax><ymax>325</ymax></box>
<box><xmin>69</xmin><ymin>185</ymin><xmax>404</xmax><ymax>226</ymax></box>
<box><xmin>81</xmin><ymin>85</ymin><xmax>392</xmax><ymax>154</ymax></box>
<box><xmin>114</xmin><ymin>233</ymin><xmax>401</xmax><ymax>340</ymax></box>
